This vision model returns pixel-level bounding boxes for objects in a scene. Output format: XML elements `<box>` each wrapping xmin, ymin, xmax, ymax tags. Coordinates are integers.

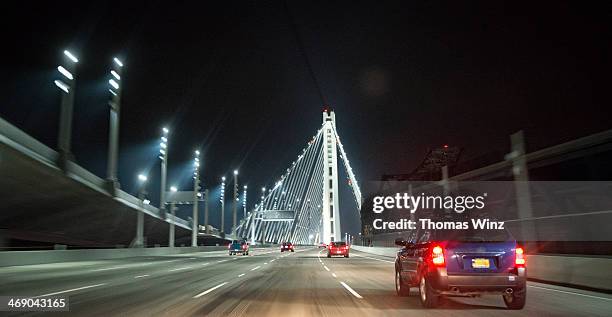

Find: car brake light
<box><xmin>243</xmin><ymin>245</ymin><xmax>247</xmax><ymax>249</ymax></box>
<box><xmin>432</xmin><ymin>245</ymin><xmax>445</xmax><ymax>266</ymax></box>
<box><xmin>515</xmin><ymin>246</ymin><xmax>525</xmax><ymax>267</ymax></box>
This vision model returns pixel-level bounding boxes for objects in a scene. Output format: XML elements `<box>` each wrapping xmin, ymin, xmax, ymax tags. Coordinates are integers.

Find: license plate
<box><xmin>472</xmin><ymin>258</ymin><xmax>490</xmax><ymax>268</ymax></box>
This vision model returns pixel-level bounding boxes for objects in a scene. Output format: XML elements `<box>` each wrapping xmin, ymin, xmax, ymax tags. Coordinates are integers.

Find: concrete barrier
<box><xmin>0</xmin><ymin>246</ymin><xmax>267</xmax><ymax>267</ymax></box>
<box><xmin>352</xmin><ymin>246</ymin><xmax>612</xmax><ymax>291</ymax></box>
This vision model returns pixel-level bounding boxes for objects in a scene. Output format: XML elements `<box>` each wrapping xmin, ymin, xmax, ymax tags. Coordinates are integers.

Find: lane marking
<box><xmin>264</xmin><ymin>262</ymin><xmax>268</xmax><ymax>265</ymax></box>
<box><xmin>169</xmin><ymin>266</ymin><xmax>192</xmax><ymax>272</ymax></box>
<box><xmin>340</xmin><ymin>282</ymin><xmax>363</xmax><ymax>299</ymax></box>
<box><xmin>323</xmin><ymin>266</ymin><xmax>330</xmax><ymax>272</ymax></box>
<box><xmin>270</xmin><ymin>259</ymin><xmax>275</xmax><ymax>262</ymax></box>
<box><xmin>134</xmin><ymin>274</ymin><xmax>149</xmax><ymax>278</ymax></box>
<box><xmin>201</xmin><ymin>262</ymin><xmax>210</xmax><ymax>266</ymax></box>
<box><xmin>238</xmin><ymin>273</ymin><xmax>245</xmax><ymax>277</ymax></box>
<box><xmin>193</xmin><ymin>282</ymin><xmax>228</xmax><ymax>298</ymax></box>
<box><xmin>332</xmin><ymin>273</ymin><xmax>337</xmax><ymax>278</ymax></box>
<box><xmin>91</xmin><ymin>266</ymin><xmax>122</xmax><ymax>272</ymax></box>
<box><xmin>351</xmin><ymin>253</ymin><xmax>394</xmax><ymax>263</ymax></box>
<box><xmin>217</xmin><ymin>260</ymin><xmax>226</xmax><ymax>263</ymax></box>
<box><xmin>35</xmin><ymin>283</ymin><xmax>106</xmax><ymax>298</ymax></box>
<box><xmin>528</xmin><ymin>285</ymin><xmax>612</xmax><ymax>301</ymax></box>
<box><xmin>251</xmin><ymin>266</ymin><xmax>261</xmax><ymax>271</ymax></box>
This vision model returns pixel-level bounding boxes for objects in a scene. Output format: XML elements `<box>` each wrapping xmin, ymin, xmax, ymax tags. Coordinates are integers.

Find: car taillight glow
<box><xmin>243</xmin><ymin>245</ymin><xmax>247</xmax><ymax>249</ymax></box>
<box><xmin>515</xmin><ymin>246</ymin><xmax>525</xmax><ymax>267</ymax></box>
<box><xmin>431</xmin><ymin>245</ymin><xmax>445</xmax><ymax>266</ymax></box>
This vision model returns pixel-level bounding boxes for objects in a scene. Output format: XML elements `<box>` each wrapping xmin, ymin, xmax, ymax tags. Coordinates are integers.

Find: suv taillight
<box><xmin>515</xmin><ymin>246</ymin><xmax>525</xmax><ymax>267</ymax></box>
<box><xmin>431</xmin><ymin>245</ymin><xmax>445</xmax><ymax>267</ymax></box>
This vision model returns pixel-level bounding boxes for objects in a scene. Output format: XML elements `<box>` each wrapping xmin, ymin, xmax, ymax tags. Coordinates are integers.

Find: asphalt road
<box><xmin>1</xmin><ymin>247</ymin><xmax>611</xmax><ymax>316</ymax></box>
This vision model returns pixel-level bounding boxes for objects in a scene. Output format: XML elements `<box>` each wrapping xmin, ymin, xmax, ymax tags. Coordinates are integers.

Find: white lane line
<box><xmin>323</xmin><ymin>266</ymin><xmax>330</xmax><ymax>272</ymax></box>
<box><xmin>528</xmin><ymin>285</ymin><xmax>612</xmax><ymax>301</ymax></box>
<box><xmin>134</xmin><ymin>274</ymin><xmax>149</xmax><ymax>278</ymax></box>
<box><xmin>217</xmin><ymin>260</ymin><xmax>226</xmax><ymax>263</ymax></box>
<box><xmin>35</xmin><ymin>283</ymin><xmax>106</xmax><ymax>298</ymax></box>
<box><xmin>332</xmin><ymin>273</ymin><xmax>337</xmax><ymax>278</ymax></box>
<box><xmin>351</xmin><ymin>253</ymin><xmax>394</xmax><ymax>264</ymax></box>
<box><xmin>201</xmin><ymin>262</ymin><xmax>210</xmax><ymax>266</ymax></box>
<box><xmin>169</xmin><ymin>266</ymin><xmax>192</xmax><ymax>272</ymax></box>
<box><xmin>264</xmin><ymin>262</ymin><xmax>268</xmax><ymax>265</ymax></box>
<box><xmin>91</xmin><ymin>266</ymin><xmax>122</xmax><ymax>272</ymax></box>
<box><xmin>193</xmin><ymin>282</ymin><xmax>228</xmax><ymax>298</ymax></box>
<box><xmin>251</xmin><ymin>266</ymin><xmax>261</xmax><ymax>271</ymax></box>
<box><xmin>340</xmin><ymin>282</ymin><xmax>363</xmax><ymax>299</ymax></box>
<box><xmin>238</xmin><ymin>273</ymin><xmax>246</xmax><ymax>277</ymax></box>
<box><xmin>270</xmin><ymin>259</ymin><xmax>275</xmax><ymax>262</ymax></box>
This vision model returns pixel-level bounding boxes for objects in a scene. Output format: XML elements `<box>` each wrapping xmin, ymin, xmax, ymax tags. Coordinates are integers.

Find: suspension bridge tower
<box><xmin>322</xmin><ymin>108</ymin><xmax>341</xmax><ymax>243</ymax></box>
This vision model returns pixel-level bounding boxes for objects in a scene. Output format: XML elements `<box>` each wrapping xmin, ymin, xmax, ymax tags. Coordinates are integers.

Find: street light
<box><xmin>168</xmin><ymin>185</ymin><xmax>177</xmax><ymax>247</ymax></box>
<box><xmin>159</xmin><ymin>127</ymin><xmax>169</xmax><ymax>214</ymax></box>
<box><xmin>55</xmin><ymin>49</ymin><xmax>79</xmax><ymax>170</ymax></box>
<box><xmin>220</xmin><ymin>176</ymin><xmax>226</xmax><ymax>233</ymax></box>
<box><xmin>232</xmin><ymin>169</ymin><xmax>239</xmax><ymax>235</ymax></box>
<box><xmin>106</xmin><ymin>57</ymin><xmax>124</xmax><ymax>194</ymax></box>
<box><xmin>242</xmin><ymin>185</ymin><xmax>248</xmax><ymax>218</ymax></box>
<box><xmin>192</xmin><ymin>149</ymin><xmax>201</xmax><ymax>247</ymax></box>
<box><xmin>135</xmin><ymin>173</ymin><xmax>148</xmax><ymax>248</ymax></box>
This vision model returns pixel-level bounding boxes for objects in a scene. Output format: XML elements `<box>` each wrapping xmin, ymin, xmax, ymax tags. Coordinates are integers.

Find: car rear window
<box><xmin>332</xmin><ymin>242</ymin><xmax>346</xmax><ymax>246</ymax></box>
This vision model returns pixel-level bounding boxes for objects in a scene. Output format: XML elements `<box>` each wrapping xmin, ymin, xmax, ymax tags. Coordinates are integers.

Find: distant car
<box><xmin>281</xmin><ymin>242</ymin><xmax>295</xmax><ymax>252</ymax></box>
<box><xmin>327</xmin><ymin>241</ymin><xmax>349</xmax><ymax>258</ymax></box>
<box><xmin>394</xmin><ymin>229</ymin><xmax>526</xmax><ymax>309</ymax></box>
<box><xmin>318</xmin><ymin>242</ymin><xmax>327</xmax><ymax>248</ymax></box>
<box><xmin>228</xmin><ymin>240</ymin><xmax>249</xmax><ymax>255</ymax></box>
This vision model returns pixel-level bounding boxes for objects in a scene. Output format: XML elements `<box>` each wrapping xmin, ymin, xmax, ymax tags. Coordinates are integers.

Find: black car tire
<box><xmin>419</xmin><ymin>275</ymin><xmax>440</xmax><ymax>308</ymax></box>
<box><xmin>291</xmin><ymin>250</ymin><xmax>294</xmax><ymax>252</ymax></box>
<box><xmin>395</xmin><ymin>269</ymin><xmax>410</xmax><ymax>297</ymax></box>
<box><xmin>344</xmin><ymin>254</ymin><xmax>349</xmax><ymax>258</ymax></box>
<box><xmin>327</xmin><ymin>253</ymin><xmax>331</xmax><ymax>258</ymax></box>
<box><xmin>503</xmin><ymin>287</ymin><xmax>526</xmax><ymax>310</ymax></box>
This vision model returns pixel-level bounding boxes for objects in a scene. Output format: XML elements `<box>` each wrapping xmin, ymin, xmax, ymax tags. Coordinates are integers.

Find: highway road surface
<box><xmin>1</xmin><ymin>247</ymin><xmax>611</xmax><ymax>316</ymax></box>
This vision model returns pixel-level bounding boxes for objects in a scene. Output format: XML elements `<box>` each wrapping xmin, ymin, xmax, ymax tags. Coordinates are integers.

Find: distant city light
<box><xmin>233</xmin><ymin>170</ymin><xmax>238</xmax><ymax>175</ymax></box>
<box><xmin>63</xmin><ymin>50</ymin><xmax>78</xmax><ymax>63</ymax></box>
<box><xmin>138</xmin><ymin>174</ymin><xmax>148</xmax><ymax>182</ymax></box>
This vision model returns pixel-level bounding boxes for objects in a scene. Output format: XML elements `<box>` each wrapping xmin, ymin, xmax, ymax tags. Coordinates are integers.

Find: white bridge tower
<box><xmin>321</xmin><ymin>108</ymin><xmax>341</xmax><ymax>243</ymax></box>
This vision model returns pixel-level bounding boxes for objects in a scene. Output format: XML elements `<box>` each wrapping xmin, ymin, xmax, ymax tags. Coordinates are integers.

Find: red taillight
<box><xmin>243</xmin><ymin>245</ymin><xmax>247</xmax><ymax>250</ymax></box>
<box><xmin>431</xmin><ymin>245</ymin><xmax>445</xmax><ymax>266</ymax></box>
<box><xmin>515</xmin><ymin>246</ymin><xmax>525</xmax><ymax>267</ymax></box>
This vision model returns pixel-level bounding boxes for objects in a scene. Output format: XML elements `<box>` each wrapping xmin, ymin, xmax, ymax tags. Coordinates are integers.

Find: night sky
<box><xmin>1</xmin><ymin>1</ymin><xmax>611</xmax><ymax>235</ymax></box>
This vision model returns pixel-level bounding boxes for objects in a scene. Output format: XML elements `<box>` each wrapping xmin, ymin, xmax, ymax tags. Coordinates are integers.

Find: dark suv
<box><xmin>394</xmin><ymin>229</ymin><xmax>526</xmax><ymax>309</ymax></box>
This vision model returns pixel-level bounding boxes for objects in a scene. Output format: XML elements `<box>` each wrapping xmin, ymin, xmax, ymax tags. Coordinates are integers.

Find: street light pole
<box><xmin>159</xmin><ymin>128</ymin><xmax>169</xmax><ymax>215</ymax></box>
<box><xmin>192</xmin><ymin>150</ymin><xmax>201</xmax><ymax>247</ymax></box>
<box><xmin>135</xmin><ymin>173</ymin><xmax>148</xmax><ymax>248</ymax></box>
<box><xmin>169</xmin><ymin>186</ymin><xmax>177</xmax><ymax>247</ymax></box>
<box><xmin>106</xmin><ymin>57</ymin><xmax>123</xmax><ymax>194</ymax></box>
<box><xmin>55</xmin><ymin>50</ymin><xmax>78</xmax><ymax>170</ymax></box>
<box><xmin>220</xmin><ymin>176</ymin><xmax>226</xmax><ymax>234</ymax></box>
<box><xmin>232</xmin><ymin>170</ymin><xmax>238</xmax><ymax>235</ymax></box>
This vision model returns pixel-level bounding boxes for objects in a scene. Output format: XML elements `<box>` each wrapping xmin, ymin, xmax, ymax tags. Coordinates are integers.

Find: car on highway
<box><xmin>228</xmin><ymin>240</ymin><xmax>249</xmax><ymax>256</ymax></box>
<box><xmin>394</xmin><ymin>228</ymin><xmax>526</xmax><ymax>309</ymax></box>
<box><xmin>281</xmin><ymin>242</ymin><xmax>295</xmax><ymax>252</ymax></box>
<box><xmin>327</xmin><ymin>241</ymin><xmax>349</xmax><ymax>258</ymax></box>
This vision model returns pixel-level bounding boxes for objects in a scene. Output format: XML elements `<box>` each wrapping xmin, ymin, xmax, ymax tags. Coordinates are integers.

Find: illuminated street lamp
<box><xmin>232</xmin><ymin>170</ymin><xmax>239</xmax><ymax>234</ymax></box>
<box><xmin>135</xmin><ymin>173</ymin><xmax>148</xmax><ymax>248</ymax></box>
<box><xmin>159</xmin><ymin>127</ymin><xmax>169</xmax><ymax>214</ymax></box>
<box><xmin>55</xmin><ymin>49</ymin><xmax>78</xmax><ymax>170</ymax></box>
<box><xmin>220</xmin><ymin>176</ymin><xmax>226</xmax><ymax>233</ymax></box>
<box><xmin>168</xmin><ymin>185</ymin><xmax>178</xmax><ymax>247</ymax></box>
<box><xmin>242</xmin><ymin>185</ymin><xmax>248</xmax><ymax>218</ymax></box>
<box><xmin>106</xmin><ymin>57</ymin><xmax>124</xmax><ymax>193</ymax></box>
<box><xmin>192</xmin><ymin>150</ymin><xmax>201</xmax><ymax>247</ymax></box>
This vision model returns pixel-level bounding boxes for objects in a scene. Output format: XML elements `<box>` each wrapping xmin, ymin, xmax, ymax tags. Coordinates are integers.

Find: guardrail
<box><xmin>352</xmin><ymin>246</ymin><xmax>612</xmax><ymax>292</ymax></box>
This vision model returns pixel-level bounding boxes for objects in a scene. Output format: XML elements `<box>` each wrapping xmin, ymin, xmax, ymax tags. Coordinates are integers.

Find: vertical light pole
<box><xmin>159</xmin><ymin>127</ymin><xmax>169</xmax><ymax>214</ymax></box>
<box><xmin>168</xmin><ymin>185</ymin><xmax>177</xmax><ymax>247</ymax></box>
<box><xmin>55</xmin><ymin>50</ymin><xmax>78</xmax><ymax>170</ymax></box>
<box><xmin>192</xmin><ymin>150</ymin><xmax>201</xmax><ymax>247</ymax></box>
<box><xmin>232</xmin><ymin>170</ymin><xmax>239</xmax><ymax>235</ymax></box>
<box><xmin>135</xmin><ymin>173</ymin><xmax>148</xmax><ymax>248</ymax></box>
<box><xmin>242</xmin><ymin>185</ymin><xmax>248</xmax><ymax>218</ymax></box>
<box><xmin>204</xmin><ymin>189</ymin><xmax>209</xmax><ymax>234</ymax></box>
<box><xmin>106</xmin><ymin>57</ymin><xmax>123</xmax><ymax>193</ymax></box>
<box><xmin>220</xmin><ymin>176</ymin><xmax>226</xmax><ymax>234</ymax></box>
